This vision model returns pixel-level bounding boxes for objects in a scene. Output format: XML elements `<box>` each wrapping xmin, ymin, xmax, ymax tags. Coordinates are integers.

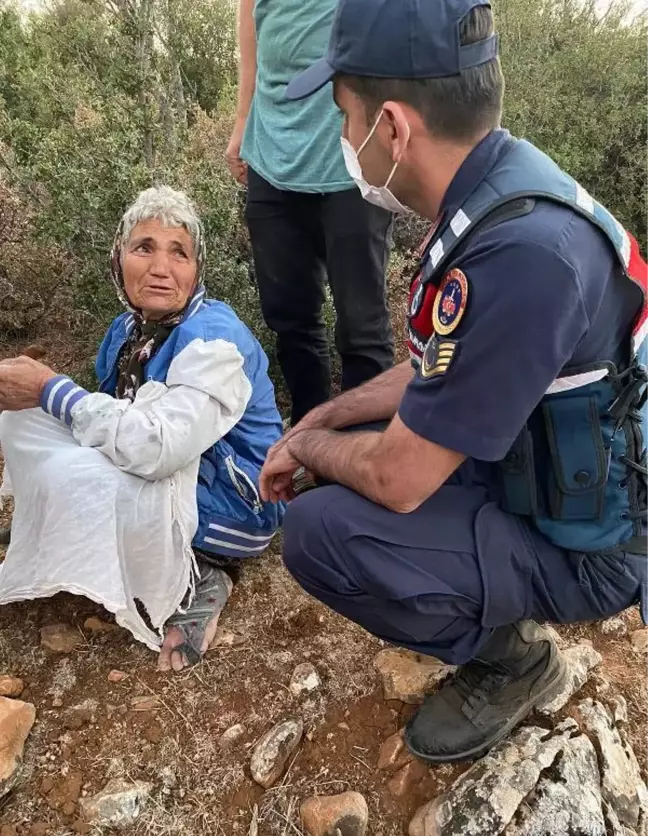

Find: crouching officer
<box><xmin>259</xmin><ymin>0</ymin><xmax>647</xmax><ymax>763</ymax></box>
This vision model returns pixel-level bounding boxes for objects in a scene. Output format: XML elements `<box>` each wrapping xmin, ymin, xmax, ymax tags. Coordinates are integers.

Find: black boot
<box><xmin>404</xmin><ymin>620</ymin><xmax>567</xmax><ymax>764</ymax></box>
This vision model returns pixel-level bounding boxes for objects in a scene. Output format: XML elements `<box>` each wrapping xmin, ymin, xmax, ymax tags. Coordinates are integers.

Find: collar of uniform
<box><xmin>439</xmin><ymin>128</ymin><xmax>514</xmax><ymax>219</ymax></box>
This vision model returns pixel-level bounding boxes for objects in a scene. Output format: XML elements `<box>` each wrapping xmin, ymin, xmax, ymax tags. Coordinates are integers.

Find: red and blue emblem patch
<box><xmin>432</xmin><ymin>268</ymin><xmax>469</xmax><ymax>336</ymax></box>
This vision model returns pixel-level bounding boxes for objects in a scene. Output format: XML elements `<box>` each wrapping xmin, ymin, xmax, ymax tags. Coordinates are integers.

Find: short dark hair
<box><xmin>338</xmin><ymin>6</ymin><xmax>504</xmax><ymax>142</ymax></box>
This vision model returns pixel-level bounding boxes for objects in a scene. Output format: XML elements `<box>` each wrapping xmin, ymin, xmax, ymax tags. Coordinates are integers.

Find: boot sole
<box><xmin>404</xmin><ymin>658</ymin><xmax>569</xmax><ymax>765</ymax></box>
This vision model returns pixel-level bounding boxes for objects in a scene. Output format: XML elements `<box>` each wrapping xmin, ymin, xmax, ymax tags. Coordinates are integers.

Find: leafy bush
<box><xmin>394</xmin><ymin>0</ymin><xmax>647</xmax><ymax>253</ymax></box>
<box><xmin>0</xmin><ymin>0</ymin><xmax>645</xmax><ymax>364</ymax></box>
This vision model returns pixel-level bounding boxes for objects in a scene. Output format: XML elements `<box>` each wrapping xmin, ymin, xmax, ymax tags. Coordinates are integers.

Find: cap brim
<box><xmin>285</xmin><ymin>57</ymin><xmax>336</xmax><ymax>101</ymax></box>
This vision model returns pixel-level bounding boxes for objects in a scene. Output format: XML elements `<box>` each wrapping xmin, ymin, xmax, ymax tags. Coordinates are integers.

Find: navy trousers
<box><xmin>282</xmin><ymin>467</ymin><xmax>647</xmax><ymax>665</ymax></box>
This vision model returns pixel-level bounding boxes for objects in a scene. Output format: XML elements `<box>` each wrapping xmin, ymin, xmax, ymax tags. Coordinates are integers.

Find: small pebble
<box><xmin>301</xmin><ymin>791</ymin><xmax>368</xmax><ymax>836</ymax></box>
<box><xmin>83</xmin><ymin>616</ymin><xmax>119</xmax><ymax>633</ymax></box>
<box><xmin>612</xmin><ymin>694</ymin><xmax>628</xmax><ymax>724</ymax></box>
<box><xmin>289</xmin><ymin>663</ymin><xmax>321</xmax><ymax>697</ymax></box>
<box><xmin>130</xmin><ymin>695</ymin><xmax>161</xmax><ymax>711</ymax></box>
<box><xmin>160</xmin><ymin>766</ymin><xmax>176</xmax><ymax>788</ymax></box>
<box><xmin>40</xmin><ymin>624</ymin><xmax>83</xmax><ymax>653</ymax></box>
<box><xmin>598</xmin><ymin>615</ymin><xmax>627</xmax><ymax>637</ymax></box>
<box><xmin>250</xmin><ymin>719</ymin><xmax>304</xmax><ymax>788</ymax></box>
<box><xmin>0</xmin><ymin>676</ymin><xmax>24</xmax><ymax>698</ymax></box>
<box><xmin>630</xmin><ymin>628</ymin><xmax>648</xmax><ymax>654</ymax></box>
<box><xmin>219</xmin><ymin>723</ymin><xmax>246</xmax><ymax>748</ymax></box>
<box><xmin>107</xmin><ymin>670</ymin><xmax>127</xmax><ymax>683</ymax></box>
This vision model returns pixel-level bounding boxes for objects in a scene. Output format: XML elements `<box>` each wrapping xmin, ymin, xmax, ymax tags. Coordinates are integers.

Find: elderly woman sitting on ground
<box><xmin>0</xmin><ymin>186</ymin><xmax>283</xmax><ymax>671</ymax></box>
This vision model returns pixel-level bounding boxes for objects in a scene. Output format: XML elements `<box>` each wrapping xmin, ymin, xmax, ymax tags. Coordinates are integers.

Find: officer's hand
<box><xmin>259</xmin><ymin>444</ymin><xmax>302</xmax><ymax>503</ymax></box>
<box><xmin>268</xmin><ymin>406</ymin><xmax>330</xmax><ymax>463</ymax></box>
<box><xmin>0</xmin><ymin>356</ymin><xmax>56</xmax><ymax>411</ymax></box>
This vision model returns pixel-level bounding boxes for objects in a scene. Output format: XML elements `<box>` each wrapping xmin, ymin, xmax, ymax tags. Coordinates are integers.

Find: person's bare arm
<box><xmin>297</xmin><ymin>360</ymin><xmax>413</xmax><ymax>432</ymax></box>
<box><xmin>266</xmin><ymin>414</ymin><xmax>465</xmax><ymax>511</ymax></box>
<box><xmin>226</xmin><ymin>0</ymin><xmax>256</xmax><ymax>184</ymax></box>
<box><xmin>259</xmin><ymin>362</ymin><xmax>414</xmax><ymax>501</ymax></box>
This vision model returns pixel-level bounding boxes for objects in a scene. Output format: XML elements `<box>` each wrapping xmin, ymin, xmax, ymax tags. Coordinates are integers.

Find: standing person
<box><xmin>259</xmin><ymin>0</ymin><xmax>647</xmax><ymax>763</ymax></box>
<box><xmin>225</xmin><ymin>0</ymin><xmax>394</xmax><ymax>426</ymax></box>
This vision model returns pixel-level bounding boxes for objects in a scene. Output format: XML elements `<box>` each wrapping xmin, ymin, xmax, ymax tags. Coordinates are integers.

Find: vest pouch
<box><xmin>543</xmin><ymin>396</ymin><xmax>610</xmax><ymax>521</ymax></box>
<box><xmin>499</xmin><ymin>426</ymin><xmax>538</xmax><ymax>515</ymax></box>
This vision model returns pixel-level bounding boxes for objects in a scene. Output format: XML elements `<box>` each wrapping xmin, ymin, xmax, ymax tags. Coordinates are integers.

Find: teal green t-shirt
<box><xmin>241</xmin><ymin>0</ymin><xmax>353</xmax><ymax>194</ymax></box>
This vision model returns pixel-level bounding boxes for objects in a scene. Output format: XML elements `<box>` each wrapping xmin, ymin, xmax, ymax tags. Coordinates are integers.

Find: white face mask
<box><xmin>341</xmin><ymin>111</ymin><xmax>411</xmax><ymax>214</ymax></box>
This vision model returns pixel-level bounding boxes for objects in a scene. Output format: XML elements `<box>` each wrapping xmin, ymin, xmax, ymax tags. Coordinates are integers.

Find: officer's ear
<box><xmin>382</xmin><ymin>101</ymin><xmax>412</xmax><ymax>162</ymax></box>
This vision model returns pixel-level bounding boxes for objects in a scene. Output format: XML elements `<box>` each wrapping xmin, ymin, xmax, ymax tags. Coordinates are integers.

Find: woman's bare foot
<box><xmin>158</xmin><ymin>565</ymin><xmax>233</xmax><ymax>673</ymax></box>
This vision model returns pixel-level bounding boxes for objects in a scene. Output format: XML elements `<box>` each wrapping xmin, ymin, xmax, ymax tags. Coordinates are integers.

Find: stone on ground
<box><xmin>0</xmin><ymin>697</ymin><xmax>36</xmax><ymax>798</ymax></box>
<box><xmin>408</xmin><ymin>698</ymin><xmax>648</xmax><ymax>836</ymax></box>
<box><xmin>599</xmin><ymin>616</ymin><xmax>628</xmax><ymax>637</ymax></box>
<box><xmin>387</xmin><ymin>760</ymin><xmax>429</xmax><ymax>798</ymax></box>
<box><xmin>83</xmin><ymin>616</ymin><xmax>120</xmax><ymax>634</ymax></box>
<box><xmin>129</xmin><ymin>695</ymin><xmax>161</xmax><ymax>711</ymax></box>
<box><xmin>301</xmin><ymin>790</ymin><xmax>368</xmax><ymax>836</ymax></box>
<box><xmin>629</xmin><ymin>629</ymin><xmax>648</xmax><ymax>654</ymax></box>
<box><xmin>0</xmin><ymin>677</ymin><xmax>23</xmax><ymax>698</ymax></box>
<box><xmin>107</xmin><ymin>670</ymin><xmax>126</xmax><ymax>683</ymax></box>
<box><xmin>219</xmin><ymin>723</ymin><xmax>245</xmax><ymax>748</ymax></box>
<box><xmin>537</xmin><ymin>642</ymin><xmax>602</xmax><ymax>714</ymax></box>
<box><xmin>78</xmin><ymin>778</ymin><xmax>152</xmax><ymax>827</ymax></box>
<box><xmin>377</xmin><ymin>728</ymin><xmax>414</xmax><ymax>771</ymax></box>
<box><xmin>408</xmin><ymin>721</ymin><xmax>578</xmax><ymax>836</ymax></box>
<box><xmin>612</xmin><ymin>694</ymin><xmax>628</xmax><ymax>725</ymax></box>
<box><xmin>576</xmin><ymin>699</ymin><xmax>648</xmax><ymax>829</ymax></box>
<box><xmin>40</xmin><ymin>624</ymin><xmax>82</xmax><ymax>653</ymax></box>
<box><xmin>289</xmin><ymin>663</ymin><xmax>321</xmax><ymax>697</ymax></box>
<box><xmin>249</xmin><ymin>718</ymin><xmax>303</xmax><ymax>788</ymax></box>
<box><xmin>373</xmin><ymin>649</ymin><xmax>454</xmax><ymax>704</ymax></box>
<box><xmin>503</xmin><ymin>732</ymin><xmax>606</xmax><ymax>835</ymax></box>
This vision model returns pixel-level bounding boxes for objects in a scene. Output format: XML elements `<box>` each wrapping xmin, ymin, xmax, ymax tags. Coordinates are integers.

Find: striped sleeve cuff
<box><xmin>40</xmin><ymin>375</ymin><xmax>90</xmax><ymax>427</ymax></box>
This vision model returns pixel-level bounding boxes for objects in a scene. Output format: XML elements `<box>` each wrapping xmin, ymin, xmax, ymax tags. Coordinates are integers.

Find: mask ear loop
<box><xmin>356</xmin><ymin>110</ymin><xmax>384</xmax><ymax>157</ymax></box>
<box><xmin>357</xmin><ymin>110</ymin><xmax>411</xmax><ymax>190</ymax></box>
<box><xmin>384</xmin><ymin>122</ymin><xmax>411</xmax><ymax>189</ymax></box>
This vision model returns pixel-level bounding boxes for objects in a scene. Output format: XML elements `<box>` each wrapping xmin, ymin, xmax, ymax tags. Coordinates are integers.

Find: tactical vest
<box><xmin>407</xmin><ymin>138</ymin><xmax>647</xmax><ymax>555</ymax></box>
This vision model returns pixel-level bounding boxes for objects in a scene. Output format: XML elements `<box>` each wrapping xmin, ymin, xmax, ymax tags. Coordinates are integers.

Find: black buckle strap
<box><xmin>609</xmin><ymin>361</ymin><xmax>647</xmax><ymax>520</ymax></box>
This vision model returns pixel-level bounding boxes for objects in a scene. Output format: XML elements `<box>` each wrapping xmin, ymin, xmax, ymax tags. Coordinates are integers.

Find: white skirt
<box><xmin>0</xmin><ymin>409</ymin><xmax>198</xmax><ymax>650</ymax></box>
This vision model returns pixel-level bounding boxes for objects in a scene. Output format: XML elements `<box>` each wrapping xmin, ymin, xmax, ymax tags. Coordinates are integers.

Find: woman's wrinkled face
<box><xmin>122</xmin><ymin>219</ymin><xmax>198</xmax><ymax>320</ymax></box>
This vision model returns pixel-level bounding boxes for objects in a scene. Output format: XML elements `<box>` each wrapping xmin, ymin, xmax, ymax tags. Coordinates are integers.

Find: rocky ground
<box><xmin>0</xmin><ymin>533</ymin><xmax>646</xmax><ymax>836</ymax></box>
<box><xmin>0</xmin><ymin>324</ymin><xmax>646</xmax><ymax>835</ymax></box>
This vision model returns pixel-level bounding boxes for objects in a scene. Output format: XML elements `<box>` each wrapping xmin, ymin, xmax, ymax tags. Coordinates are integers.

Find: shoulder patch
<box><xmin>421</xmin><ymin>336</ymin><xmax>458</xmax><ymax>379</ymax></box>
<box><xmin>432</xmin><ymin>268</ymin><xmax>468</xmax><ymax>336</ymax></box>
<box><xmin>409</xmin><ymin>281</ymin><xmax>424</xmax><ymax>317</ymax></box>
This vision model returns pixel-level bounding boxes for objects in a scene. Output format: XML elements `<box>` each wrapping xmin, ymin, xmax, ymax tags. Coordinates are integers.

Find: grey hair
<box><xmin>120</xmin><ymin>185</ymin><xmax>202</xmax><ymax>254</ymax></box>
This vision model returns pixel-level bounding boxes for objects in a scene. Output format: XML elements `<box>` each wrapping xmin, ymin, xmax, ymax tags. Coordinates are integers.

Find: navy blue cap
<box><xmin>286</xmin><ymin>0</ymin><xmax>498</xmax><ymax>101</ymax></box>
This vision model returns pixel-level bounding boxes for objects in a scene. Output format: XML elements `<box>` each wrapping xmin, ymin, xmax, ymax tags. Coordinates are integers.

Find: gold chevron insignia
<box><xmin>421</xmin><ymin>337</ymin><xmax>458</xmax><ymax>379</ymax></box>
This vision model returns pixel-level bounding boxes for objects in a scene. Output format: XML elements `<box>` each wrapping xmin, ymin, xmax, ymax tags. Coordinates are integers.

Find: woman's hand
<box><xmin>0</xmin><ymin>356</ymin><xmax>57</xmax><ymax>410</ymax></box>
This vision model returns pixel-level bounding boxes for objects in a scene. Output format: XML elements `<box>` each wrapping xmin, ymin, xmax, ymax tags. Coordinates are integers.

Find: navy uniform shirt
<box><xmin>399</xmin><ymin>130</ymin><xmax>642</xmax><ymax>464</ymax></box>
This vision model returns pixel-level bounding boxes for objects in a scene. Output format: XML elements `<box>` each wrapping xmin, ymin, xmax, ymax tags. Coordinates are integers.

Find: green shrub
<box><xmin>0</xmin><ymin>0</ymin><xmax>645</xmax><ymax>368</ymax></box>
